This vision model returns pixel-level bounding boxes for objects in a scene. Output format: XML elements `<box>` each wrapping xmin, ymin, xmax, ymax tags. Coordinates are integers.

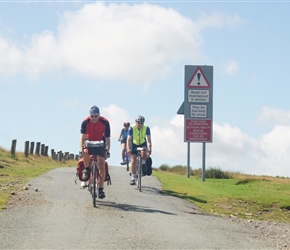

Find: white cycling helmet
<box><xmin>135</xmin><ymin>115</ymin><xmax>145</xmax><ymax>123</ymax></box>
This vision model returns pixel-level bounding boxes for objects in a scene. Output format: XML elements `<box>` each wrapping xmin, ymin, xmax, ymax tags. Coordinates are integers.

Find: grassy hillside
<box><xmin>0</xmin><ymin>147</ymin><xmax>76</xmax><ymax>210</ymax></box>
<box><xmin>153</xmin><ymin>166</ymin><xmax>290</xmax><ymax>223</ymax></box>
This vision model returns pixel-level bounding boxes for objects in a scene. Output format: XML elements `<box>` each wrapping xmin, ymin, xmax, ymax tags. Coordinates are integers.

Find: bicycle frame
<box><xmin>136</xmin><ymin>147</ymin><xmax>146</xmax><ymax>192</ymax></box>
<box><xmin>85</xmin><ymin>140</ymin><xmax>104</xmax><ymax>207</ymax></box>
<box><xmin>88</xmin><ymin>156</ymin><xmax>98</xmax><ymax>207</ymax></box>
<box><xmin>124</xmin><ymin>148</ymin><xmax>130</xmax><ymax>171</ymax></box>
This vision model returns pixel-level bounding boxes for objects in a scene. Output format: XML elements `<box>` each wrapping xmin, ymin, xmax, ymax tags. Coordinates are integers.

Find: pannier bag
<box><xmin>76</xmin><ymin>158</ymin><xmax>111</xmax><ymax>185</ymax></box>
<box><xmin>145</xmin><ymin>156</ymin><xmax>153</xmax><ymax>176</ymax></box>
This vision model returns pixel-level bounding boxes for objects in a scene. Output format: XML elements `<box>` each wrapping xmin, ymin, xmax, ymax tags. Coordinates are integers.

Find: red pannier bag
<box><xmin>76</xmin><ymin>158</ymin><xmax>111</xmax><ymax>185</ymax></box>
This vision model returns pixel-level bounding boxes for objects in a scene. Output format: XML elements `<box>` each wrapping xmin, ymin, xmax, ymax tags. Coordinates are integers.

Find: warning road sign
<box><xmin>183</xmin><ymin>65</ymin><xmax>213</xmax><ymax>143</ymax></box>
<box><xmin>185</xmin><ymin>119</ymin><xmax>212</xmax><ymax>142</ymax></box>
<box><xmin>187</xmin><ymin>66</ymin><xmax>211</xmax><ymax>88</ymax></box>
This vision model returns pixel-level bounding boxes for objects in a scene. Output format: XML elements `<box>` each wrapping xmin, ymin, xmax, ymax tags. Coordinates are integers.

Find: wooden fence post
<box><xmin>64</xmin><ymin>152</ymin><xmax>69</xmax><ymax>161</ymax></box>
<box><xmin>9</xmin><ymin>140</ymin><xmax>75</xmax><ymax>160</ymax></box>
<box><xmin>29</xmin><ymin>142</ymin><xmax>35</xmax><ymax>155</ymax></box>
<box><xmin>57</xmin><ymin>151</ymin><xmax>62</xmax><ymax>161</ymax></box>
<box><xmin>24</xmin><ymin>141</ymin><xmax>29</xmax><ymax>157</ymax></box>
<box><xmin>41</xmin><ymin>144</ymin><xmax>45</xmax><ymax>156</ymax></box>
<box><xmin>51</xmin><ymin>149</ymin><xmax>55</xmax><ymax>159</ymax></box>
<box><xmin>10</xmin><ymin>139</ymin><xmax>17</xmax><ymax>156</ymax></box>
<box><xmin>35</xmin><ymin>142</ymin><xmax>41</xmax><ymax>156</ymax></box>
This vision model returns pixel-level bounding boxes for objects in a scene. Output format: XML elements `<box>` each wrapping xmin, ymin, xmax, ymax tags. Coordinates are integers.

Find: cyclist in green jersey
<box><xmin>127</xmin><ymin>115</ymin><xmax>152</xmax><ymax>185</ymax></box>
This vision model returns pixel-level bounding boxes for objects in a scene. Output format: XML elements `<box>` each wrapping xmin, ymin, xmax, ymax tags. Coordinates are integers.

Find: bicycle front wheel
<box><xmin>137</xmin><ymin>158</ymin><xmax>142</xmax><ymax>192</ymax></box>
<box><xmin>92</xmin><ymin>162</ymin><xmax>97</xmax><ymax>207</ymax></box>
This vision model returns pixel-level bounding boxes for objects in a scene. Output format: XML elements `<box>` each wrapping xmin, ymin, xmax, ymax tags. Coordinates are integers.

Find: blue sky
<box><xmin>1</xmin><ymin>1</ymin><xmax>290</xmax><ymax>178</ymax></box>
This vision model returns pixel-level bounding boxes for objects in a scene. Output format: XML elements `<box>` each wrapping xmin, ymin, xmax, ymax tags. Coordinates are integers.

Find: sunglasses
<box><xmin>124</xmin><ymin>125</ymin><xmax>129</xmax><ymax>127</ymax></box>
<box><xmin>137</xmin><ymin>122</ymin><xmax>143</xmax><ymax>125</ymax></box>
<box><xmin>90</xmin><ymin>115</ymin><xmax>99</xmax><ymax>118</ymax></box>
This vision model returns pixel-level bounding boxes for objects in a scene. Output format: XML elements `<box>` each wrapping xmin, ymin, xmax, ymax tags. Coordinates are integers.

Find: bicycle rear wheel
<box><xmin>92</xmin><ymin>162</ymin><xmax>97</xmax><ymax>207</ymax></box>
<box><xmin>125</xmin><ymin>152</ymin><xmax>129</xmax><ymax>171</ymax></box>
<box><xmin>126</xmin><ymin>161</ymin><xmax>129</xmax><ymax>171</ymax></box>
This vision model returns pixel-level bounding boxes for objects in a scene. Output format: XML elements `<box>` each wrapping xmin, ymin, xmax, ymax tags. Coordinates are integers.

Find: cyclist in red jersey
<box><xmin>79</xmin><ymin>105</ymin><xmax>111</xmax><ymax>199</ymax></box>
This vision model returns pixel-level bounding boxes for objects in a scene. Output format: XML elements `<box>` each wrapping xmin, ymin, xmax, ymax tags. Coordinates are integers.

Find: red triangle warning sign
<box><xmin>187</xmin><ymin>67</ymin><xmax>211</xmax><ymax>88</ymax></box>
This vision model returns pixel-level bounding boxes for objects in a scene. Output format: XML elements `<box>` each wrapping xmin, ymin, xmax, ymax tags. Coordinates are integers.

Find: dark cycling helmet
<box><xmin>89</xmin><ymin>105</ymin><xmax>100</xmax><ymax>115</ymax></box>
<box><xmin>123</xmin><ymin>122</ymin><xmax>130</xmax><ymax>127</ymax></box>
<box><xmin>135</xmin><ymin>115</ymin><xmax>145</xmax><ymax>123</ymax></box>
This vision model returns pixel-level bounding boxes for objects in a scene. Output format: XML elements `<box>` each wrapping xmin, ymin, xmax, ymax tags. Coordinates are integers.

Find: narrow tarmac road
<box><xmin>0</xmin><ymin>166</ymin><xmax>277</xmax><ymax>249</ymax></box>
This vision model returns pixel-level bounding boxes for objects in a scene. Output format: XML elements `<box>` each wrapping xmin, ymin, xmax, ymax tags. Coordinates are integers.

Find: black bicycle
<box><xmin>124</xmin><ymin>148</ymin><xmax>130</xmax><ymax>171</ymax></box>
<box><xmin>85</xmin><ymin>140</ymin><xmax>105</xmax><ymax>207</ymax></box>
<box><xmin>119</xmin><ymin>139</ymin><xmax>130</xmax><ymax>171</ymax></box>
<box><xmin>135</xmin><ymin>147</ymin><xmax>147</xmax><ymax>192</ymax></box>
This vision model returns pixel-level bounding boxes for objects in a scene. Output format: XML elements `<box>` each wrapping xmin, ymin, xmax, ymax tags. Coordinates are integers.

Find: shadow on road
<box><xmin>94</xmin><ymin>200</ymin><xmax>177</xmax><ymax>215</ymax></box>
<box><xmin>162</xmin><ymin>190</ymin><xmax>207</xmax><ymax>204</ymax></box>
<box><xmin>132</xmin><ymin>186</ymin><xmax>164</xmax><ymax>194</ymax></box>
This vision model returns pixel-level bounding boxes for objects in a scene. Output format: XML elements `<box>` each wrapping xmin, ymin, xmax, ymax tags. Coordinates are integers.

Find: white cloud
<box><xmin>23</xmin><ymin>31</ymin><xmax>61</xmax><ymax>79</ymax></box>
<box><xmin>257</xmin><ymin>125</ymin><xmax>290</xmax><ymax>177</ymax></box>
<box><xmin>223</xmin><ymin>60</ymin><xmax>239</xmax><ymax>76</ymax></box>
<box><xmin>207</xmin><ymin>123</ymin><xmax>261</xmax><ymax>172</ymax></box>
<box><xmin>0</xmin><ymin>3</ymin><xmax>243</xmax><ymax>85</ymax></box>
<box><xmin>58</xmin><ymin>2</ymin><xmax>200</xmax><ymax>84</ymax></box>
<box><xmin>151</xmin><ymin>115</ymin><xmax>186</xmax><ymax>163</ymax></box>
<box><xmin>259</xmin><ymin>125</ymin><xmax>290</xmax><ymax>157</ymax></box>
<box><xmin>208</xmin><ymin>122</ymin><xmax>290</xmax><ymax>177</ymax></box>
<box><xmin>0</xmin><ymin>38</ymin><xmax>22</xmax><ymax>75</ymax></box>
<box><xmin>194</xmin><ymin>11</ymin><xmax>245</xmax><ymax>30</ymax></box>
<box><xmin>101</xmin><ymin>104</ymin><xmax>131</xmax><ymax>138</ymax></box>
<box><xmin>136</xmin><ymin>112</ymin><xmax>290</xmax><ymax>178</ymax></box>
<box><xmin>257</xmin><ymin>106</ymin><xmax>290</xmax><ymax>126</ymax></box>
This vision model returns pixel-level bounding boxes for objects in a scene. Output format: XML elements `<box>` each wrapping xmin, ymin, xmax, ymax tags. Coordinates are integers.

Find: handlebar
<box><xmin>136</xmin><ymin>147</ymin><xmax>147</xmax><ymax>151</ymax></box>
<box><xmin>85</xmin><ymin>140</ymin><xmax>104</xmax><ymax>148</ymax></box>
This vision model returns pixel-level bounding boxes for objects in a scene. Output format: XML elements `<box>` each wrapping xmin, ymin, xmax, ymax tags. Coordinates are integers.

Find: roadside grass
<box><xmin>153</xmin><ymin>167</ymin><xmax>290</xmax><ymax>223</ymax></box>
<box><xmin>0</xmin><ymin>147</ymin><xmax>76</xmax><ymax>210</ymax></box>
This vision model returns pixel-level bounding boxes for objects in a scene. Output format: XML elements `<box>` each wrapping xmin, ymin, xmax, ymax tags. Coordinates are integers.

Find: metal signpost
<box><xmin>178</xmin><ymin>65</ymin><xmax>213</xmax><ymax>181</ymax></box>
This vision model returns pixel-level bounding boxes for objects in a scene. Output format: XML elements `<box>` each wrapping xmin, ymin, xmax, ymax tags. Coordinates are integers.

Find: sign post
<box><xmin>178</xmin><ymin>65</ymin><xmax>213</xmax><ymax>181</ymax></box>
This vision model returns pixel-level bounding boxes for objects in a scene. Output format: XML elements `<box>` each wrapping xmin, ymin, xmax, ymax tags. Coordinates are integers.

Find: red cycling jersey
<box><xmin>80</xmin><ymin>116</ymin><xmax>110</xmax><ymax>141</ymax></box>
